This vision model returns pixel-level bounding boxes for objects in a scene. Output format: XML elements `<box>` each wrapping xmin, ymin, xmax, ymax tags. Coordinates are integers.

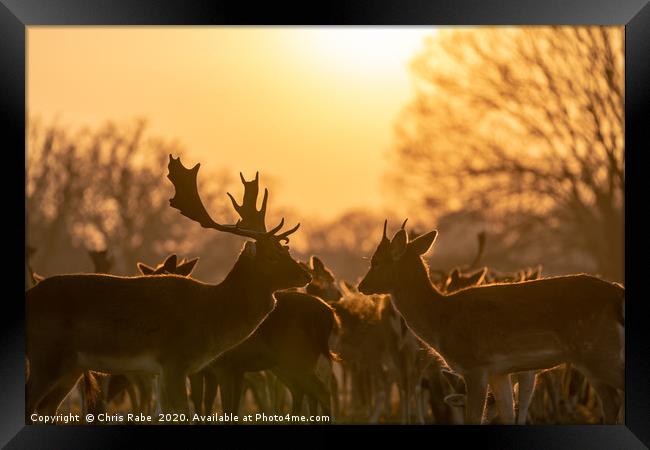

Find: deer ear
<box><xmin>339</xmin><ymin>280</ymin><xmax>356</xmax><ymax>295</ymax></box>
<box><xmin>243</xmin><ymin>241</ymin><xmax>257</xmax><ymax>258</ymax></box>
<box><xmin>176</xmin><ymin>257</ymin><xmax>199</xmax><ymax>276</ymax></box>
<box><xmin>409</xmin><ymin>230</ymin><xmax>438</xmax><ymax>256</ymax></box>
<box><xmin>162</xmin><ymin>254</ymin><xmax>178</xmax><ymax>272</ymax></box>
<box><xmin>441</xmin><ymin>368</ymin><xmax>465</xmax><ymax>392</ymax></box>
<box><xmin>310</xmin><ymin>256</ymin><xmax>325</xmax><ymax>273</ymax></box>
<box><xmin>32</xmin><ymin>273</ymin><xmax>45</xmax><ymax>284</ymax></box>
<box><xmin>444</xmin><ymin>393</ymin><xmax>466</xmax><ymax>407</ymax></box>
<box><xmin>469</xmin><ymin>267</ymin><xmax>488</xmax><ymax>285</ymax></box>
<box><xmin>137</xmin><ymin>262</ymin><xmax>155</xmax><ymax>275</ymax></box>
<box><xmin>389</xmin><ymin>229</ymin><xmax>408</xmax><ymax>261</ymax></box>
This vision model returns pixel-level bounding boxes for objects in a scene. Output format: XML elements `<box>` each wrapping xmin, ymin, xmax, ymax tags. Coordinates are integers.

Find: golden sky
<box><xmin>28</xmin><ymin>27</ymin><xmax>437</xmax><ymax>219</ymax></box>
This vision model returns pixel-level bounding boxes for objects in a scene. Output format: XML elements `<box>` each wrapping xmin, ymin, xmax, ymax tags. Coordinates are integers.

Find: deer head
<box><xmin>137</xmin><ymin>254</ymin><xmax>199</xmax><ymax>276</ymax></box>
<box><xmin>87</xmin><ymin>249</ymin><xmax>114</xmax><ymax>274</ymax></box>
<box><xmin>444</xmin><ymin>267</ymin><xmax>488</xmax><ymax>293</ymax></box>
<box><xmin>305</xmin><ymin>256</ymin><xmax>342</xmax><ymax>302</ymax></box>
<box><xmin>167</xmin><ymin>155</ymin><xmax>310</xmax><ymax>291</ymax></box>
<box><xmin>358</xmin><ymin>219</ymin><xmax>438</xmax><ymax>295</ymax></box>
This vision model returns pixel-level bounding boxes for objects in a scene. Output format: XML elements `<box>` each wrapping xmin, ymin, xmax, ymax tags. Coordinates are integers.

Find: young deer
<box><xmin>332</xmin><ymin>288</ymin><xmax>403</xmax><ymax>422</ymax></box>
<box><xmin>304</xmin><ymin>256</ymin><xmax>342</xmax><ymax>303</ymax></box>
<box><xmin>26</xmin><ymin>155</ymin><xmax>310</xmax><ymax>418</ymax></box>
<box><xmin>199</xmin><ymin>290</ymin><xmax>340</xmax><ymax>417</ymax></box>
<box><xmin>358</xmin><ymin>221</ymin><xmax>624</xmax><ymax>424</ymax></box>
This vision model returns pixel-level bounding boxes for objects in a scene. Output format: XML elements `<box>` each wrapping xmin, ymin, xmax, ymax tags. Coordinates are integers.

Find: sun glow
<box><xmin>28</xmin><ymin>27</ymin><xmax>438</xmax><ymax>219</ymax></box>
<box><xmin>301</xmin><ymin>28</ymin><xmax>436</xmax><ymax>78</ymax></box>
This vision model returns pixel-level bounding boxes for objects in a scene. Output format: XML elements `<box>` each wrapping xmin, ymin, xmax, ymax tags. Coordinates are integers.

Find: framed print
<box><xmin>2</xmin><ymin>0</ymin><xmax>649</xmax><ymax>448</ymax></box>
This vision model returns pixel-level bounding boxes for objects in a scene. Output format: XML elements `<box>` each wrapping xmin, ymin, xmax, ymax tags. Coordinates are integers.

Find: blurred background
<box><xmin>26</xmin><ymin>26</ymin><xmax>624</xmax><ymax>284</ymax></box>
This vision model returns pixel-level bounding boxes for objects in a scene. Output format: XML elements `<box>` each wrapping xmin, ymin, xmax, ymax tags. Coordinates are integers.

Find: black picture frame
<box><xmin>3</xmin><ymin>0</ymin><xmax>649</xmax><ymax>448</ymax></box>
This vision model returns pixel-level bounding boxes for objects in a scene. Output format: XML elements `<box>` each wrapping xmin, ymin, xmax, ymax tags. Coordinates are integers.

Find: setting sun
<box><xmin>300</xmin><ymin>28</ymin><xmax>435</xmax><ymax>77</ymax></box>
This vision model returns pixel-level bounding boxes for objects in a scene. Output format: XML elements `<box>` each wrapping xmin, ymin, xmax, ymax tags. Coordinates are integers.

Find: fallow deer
<box><xmin>26</xmin><ymin>155</ymin><xmax>309</xmax><ymax>419</ymax></box>
<box><xmin>332</xmin><ymin>287</ymin><xmax>403</xmax><ymax>422</ymax></box>
<box><xmin>358</xmin><ymin>220</ymin><xmax>624</xmax><ymax>424</ymax></box>
<box><xmin>304</xmin><ymin>256</ymin><xmax>342</xmax><ymax>303</ymax></box>
<box><xmin>199</xmin><ymin>290</ymin><xmax>340</xmax><ymax>418</ymax></box>
<box><xmin>436</xmin><ymin>264</ymin><xmax>538</xmax><ymax>424</ymax></box>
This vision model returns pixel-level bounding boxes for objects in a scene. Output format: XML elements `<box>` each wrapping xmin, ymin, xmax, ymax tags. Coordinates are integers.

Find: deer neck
<box><xmin>219</xmin><ymin>256</ymin><xmax>276</xmax><ymax>312</ymax></box>
<box><xmin>389</xmin><ymin>256</ymin><xmax>446</xmax><ymax>348</ymax></box>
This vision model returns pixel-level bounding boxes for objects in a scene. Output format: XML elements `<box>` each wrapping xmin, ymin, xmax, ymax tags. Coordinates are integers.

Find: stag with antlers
<box><xmin>26</xmin><ymin>155</ymin><xmax>309</xmax><ymax>418</ymax></box>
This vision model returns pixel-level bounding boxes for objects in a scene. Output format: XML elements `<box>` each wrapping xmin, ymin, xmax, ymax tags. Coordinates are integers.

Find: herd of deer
<box><xmin>25</xmin><ymin>155</ymin><xmax>625</xmax><ymax>425</ymax></box>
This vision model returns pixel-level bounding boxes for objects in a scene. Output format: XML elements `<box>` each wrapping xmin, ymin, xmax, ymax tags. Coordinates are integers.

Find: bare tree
<box><xmin>391</xmin><ymin>27</ymin><xmax>624</xmax><ymax>280</ymax></box>
<box><xmin>26</xmin><ymin>119</ymin><xmax>236</xmax><ymax>279</ymax></box>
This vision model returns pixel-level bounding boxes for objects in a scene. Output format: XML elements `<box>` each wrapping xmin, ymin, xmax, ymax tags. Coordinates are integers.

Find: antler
<box><xmin>227</xmin><ymin>172</ymin><xmax>269</xmax><ymax>232</ymax></box>
<box><xmin>167</xmin><ymin>155</ymin><xmax>300</xmax><ymax>243</ymax></box>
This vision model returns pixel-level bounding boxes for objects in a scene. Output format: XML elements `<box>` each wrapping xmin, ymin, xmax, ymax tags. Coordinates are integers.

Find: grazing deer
<box><xmin>26</xmin><ymin>155</ymin><xmax>309</xmax><ymax>418</ymax></box>
<box><xmin>358</xmin><ymin>220</ymin><xmax>624</xmax><ymax>424</ymax></box>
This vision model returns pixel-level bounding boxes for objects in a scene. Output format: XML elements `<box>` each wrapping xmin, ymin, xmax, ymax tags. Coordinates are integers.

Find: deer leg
<box><xmin>247</xmin><ymin>372</ymin><xmax>272</xmax><ymax>413</ymax></box>
<box><xmin>26</xmin><ymin>354</ymin><xmax>73</xmax><ymax>418</ymax></box>
<box><xmin>575</xmin><ymin>351</ymin><xmax>624</xmax><ymax>424</ymax></box>
<box><xmin>463</xmin><ymin>372</ymin><xmax>488</xmax><ymax>424</ymax></box>
<box><xmin>203</xmin><ymin>369</ymin><xmax>219</xmax><ymax>414</ymax></box>
<box><xmin>140</xmin><ymin>375</ymin><xmax>155</xmax><ymax>415</ymax></box>
<box><xmin>159</xmin><ymin>369</ymin><xmax>189</xmax><ymax>415</ymax></box>
<box><xmin>125</xmin><ymin>379</ymin><xmax>140</xmax><ymax>413</ymax></box>
<box><xmin>414</xmin><ymin>383</ymin><xmax>426</xmax><ymax>424</ymax></box>
<box><xmin>590</xmin><ymin>381</ymin><xmax>622</xmax><ymax>424</ymax></box>
<box><xmin>488</xmin><ymin>374</ymin><xmax>515</xmax><ymax>424</ymax></box>
<box><xmin>220</xmin><ymin>370</ymin><xmax>244</xmax><ymax>416</ymax></box>
<box><xmin>153</xmin><ymin>376</ymin><xmax>163</xmax><ymax>416</ymax></box>
<box><xmin>341</xmin><ymin>366</ymin><xmax>348</xmax><ymax>414</ymax></box>
<box><xmin>399</xmin><ymin>358</ymin><xmax>411</xmax><ymax>423</ymax></box>
<box><xmin>306</xmin><ymin>395</ymin><xmax>319</xmax><ymax>415</ymax></box>
<box><xmin>515</xmin><ymin>371</ymin><xmax>536</xmax><ymax>425</ymax></box>
<box><xmin>369</xmin><ymin>372</ymin><xmax>386</xmax><ymax>423</ymax></box>
<box><xmin>188</xmin><ymin>372</ymin><xmax>204</xmax><ymax>415</ymax></box>
<box><xmin>37</xmin><ymin>371</ymin><xmax>84</xmax><ymax>417</ymax></box>
<box><xmin>330</xmin><ymin>376</ymin><xmax>340</xmax><ymax>419</ymax></box>
<box><xmin>273</xmin><ymin>376</ymin><xmax>289</xmax><ymax>413</ymax></box>
<box><xmin>91</xmin><ymin>374</ymin><xmax>110</xmax><ymax>415</ymax></box>
<box><xmin>288</xmin><ymin>385</ymin><xmax>305</xmax><ymax>415</ymax></box>
<box><xmin>302</xmin><ymin>373</ymin><xmax>331</xmax><ymax>417</ymax></box>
